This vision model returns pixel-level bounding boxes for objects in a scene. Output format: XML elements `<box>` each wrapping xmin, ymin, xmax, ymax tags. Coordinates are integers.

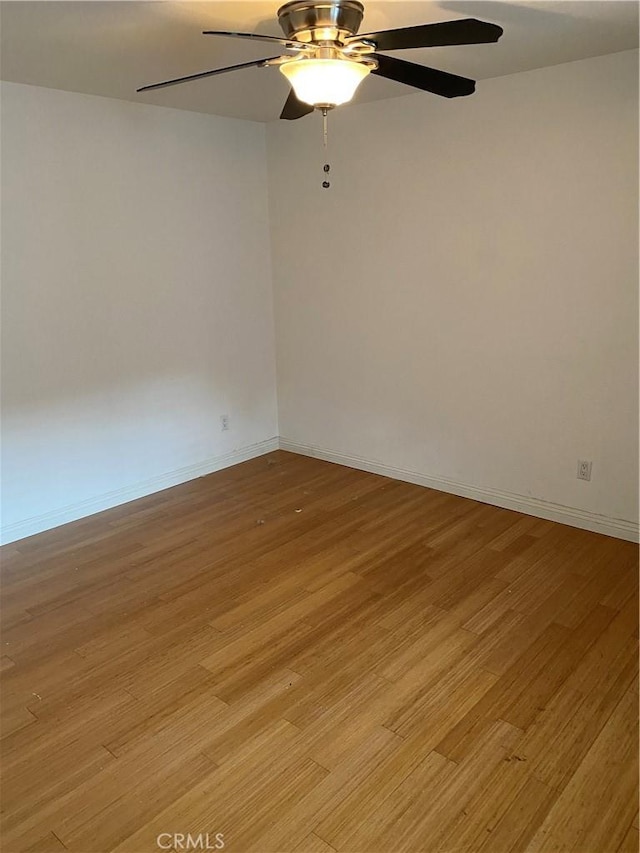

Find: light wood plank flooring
<box><xmin>1</xmin><ymin>450</ymin><xmax>638</xmax><ymax>853</ymax></box>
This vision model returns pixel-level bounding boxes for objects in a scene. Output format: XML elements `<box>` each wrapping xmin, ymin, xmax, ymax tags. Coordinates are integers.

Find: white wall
<box><xmin>268</xmin><ymin>50</ymin><xmax>639</xmax><ymax>538</ymax></box>
<box><xmin>3</xmin><ymin>50</ymin><xmax>637</xmax><ymax>545</ymax></box>
<box><xmin>1</xmin><ymin>82</ymin><xmax>278</xmax><ymax>543</ymax></box>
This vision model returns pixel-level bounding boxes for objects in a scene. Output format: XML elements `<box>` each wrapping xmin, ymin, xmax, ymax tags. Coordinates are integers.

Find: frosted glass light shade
<box><xmin>280</xmin><ymin>58</ymin><xmax>370</xmax><ymax>107</ymax></box>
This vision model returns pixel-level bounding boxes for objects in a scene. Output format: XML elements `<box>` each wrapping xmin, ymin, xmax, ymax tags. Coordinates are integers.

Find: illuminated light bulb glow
<box><xmin>280</xmin><ymin>58</ymin><xmax>371</xmax><ymax>107</ymax></box>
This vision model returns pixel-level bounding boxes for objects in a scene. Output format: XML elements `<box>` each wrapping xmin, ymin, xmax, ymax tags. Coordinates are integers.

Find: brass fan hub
<box><xmin>277</xmin><ymin>0</ymin><xmax>364</xmax><ymax>44</ymax></box>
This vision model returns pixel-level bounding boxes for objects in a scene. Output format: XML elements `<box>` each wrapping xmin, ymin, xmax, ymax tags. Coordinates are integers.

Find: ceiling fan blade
<box><xmin>280</xmin><ymin>89</ymin><xmax>314</xmax><ymax>120</ymax></box>
<box><xmin>203</xmin><ymin>30</ymin><xmax>306</xmax><ymax>50</ymax></box>
<box><xmin>353</xmin><ymin>18</ymin><xmax>503</xmax><ymax>51</ymax></box>
<box><xmin>371</xmin><ymin>54</ymin><xmax>475</xmax><ymax>98</ymax></box>
<box><xmin>136</xmin><ymin>56</ymin><xmax>280</xmax><ymax>92</ymax></box>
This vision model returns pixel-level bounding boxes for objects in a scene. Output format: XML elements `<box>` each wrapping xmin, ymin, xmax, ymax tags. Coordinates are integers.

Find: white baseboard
<box><xmin>279</xmin><ymin>438</ymin><xmax>639</xmax><ymax>543</ymax></box>
<box><xmin>1</xmin><ymin>437</ymin><xmax>279</xmax><ymax>546</ymax></box>
<box><xmin>4</xmin><ymin>435</ymin><xmax>637</xmax><ymax>546</ymax></box>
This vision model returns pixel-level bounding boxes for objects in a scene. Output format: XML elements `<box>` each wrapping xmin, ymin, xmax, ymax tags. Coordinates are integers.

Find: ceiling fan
<box><xmin>137</xmin><ymin>1</ymin><xmax>504</xmax><ymax>120</ymax></box>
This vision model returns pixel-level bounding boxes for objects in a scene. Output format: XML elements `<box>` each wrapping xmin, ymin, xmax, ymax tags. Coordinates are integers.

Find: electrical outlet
<box><xmin>577</xmin><ymin>460</ymin><xmax>592</xmax><ymax>481</ymax></box>
<box><xmin>220</xmin><ymin>414</ymin><xmax>229</xmax><ymax>432</ymax></box>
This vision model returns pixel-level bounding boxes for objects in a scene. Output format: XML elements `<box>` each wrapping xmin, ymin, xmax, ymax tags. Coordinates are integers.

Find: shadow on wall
<box><xmin>0</xmin><ymin>369</ymin><xmax>274</xmax><ymax>536</ymax></box>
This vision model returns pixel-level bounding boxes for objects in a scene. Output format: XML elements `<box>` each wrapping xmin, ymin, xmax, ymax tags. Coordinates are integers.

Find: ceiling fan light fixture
<box><xmin>280</xmin><ymin>57</ymin><xmax>370</xmax><ymax>107</ymax></box>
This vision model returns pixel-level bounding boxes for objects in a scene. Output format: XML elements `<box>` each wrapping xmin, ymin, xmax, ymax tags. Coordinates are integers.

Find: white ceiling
<box><xmin>1</xmin><ymin>1</ymin><xmax>638</xmax><ymax>122</ymax></box>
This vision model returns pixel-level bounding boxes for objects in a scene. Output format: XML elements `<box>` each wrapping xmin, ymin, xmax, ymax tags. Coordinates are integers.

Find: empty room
<box><xmin>1</xmin><ymin>1</ymin><xmax>638</xmax><ymax>851</ymax></box>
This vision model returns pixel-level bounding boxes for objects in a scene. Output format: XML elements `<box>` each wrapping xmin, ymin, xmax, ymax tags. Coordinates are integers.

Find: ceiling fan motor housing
<box><xmin>277</xmin><ymin>0</ymin><xmax>364</xmax><ymax>43</ymax></box>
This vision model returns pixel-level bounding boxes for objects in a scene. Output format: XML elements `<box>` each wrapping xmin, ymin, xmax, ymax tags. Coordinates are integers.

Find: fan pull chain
<box><xmin>321</xmin><ymin>108</ymin><xmax>330</xmax><ymax>189</ymax></box>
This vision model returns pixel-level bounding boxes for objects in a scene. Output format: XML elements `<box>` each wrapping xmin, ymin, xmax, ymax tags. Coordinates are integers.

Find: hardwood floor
<box><xmin>1</xmin><ymin>450</ymin><xmax>637</xmax><ymax>853</ymax></box>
